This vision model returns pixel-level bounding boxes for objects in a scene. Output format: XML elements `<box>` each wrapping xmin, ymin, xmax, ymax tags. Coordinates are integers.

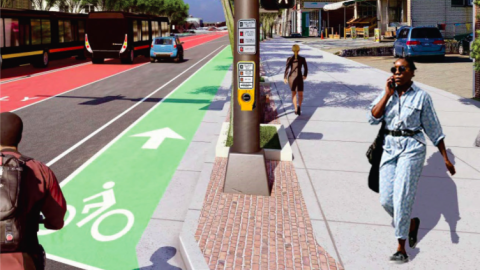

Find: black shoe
<box><xmin>409</xmin><ymin>217</ymin><xmax>420</xmax><ymax>248</ymax></box>
<box><xmin>298</xmin><ymin>106</ymin><xmax>301</xmax><ymax>116</ymax></box>
<box><xmin>389</xmin><ymin>251</ymin><xmax>409</xmax><ymax>264</ymax></box>
<box><xmin>294</xmin><ymin>108</ymin><xmax>298</xmax><ymax>115</ymax></box>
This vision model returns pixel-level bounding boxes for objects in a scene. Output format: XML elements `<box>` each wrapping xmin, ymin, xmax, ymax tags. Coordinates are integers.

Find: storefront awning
<box><xmin>323</xmin><ymin>0</ymin><xmax>371</xmax><ymax>11</ymax></box>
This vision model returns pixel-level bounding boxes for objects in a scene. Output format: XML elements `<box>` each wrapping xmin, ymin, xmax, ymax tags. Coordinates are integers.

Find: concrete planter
<box><xmin>216</xmin><ymin>122</ymin><xmax>292</xmax><ymax>161</ymax></box>
<box><xmin>260</xmin><ymin>82</ymin><xmax>271</xmax><ymax>88</ymax></box>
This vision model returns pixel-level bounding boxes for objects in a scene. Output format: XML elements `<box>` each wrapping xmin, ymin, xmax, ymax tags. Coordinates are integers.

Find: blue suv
<box><xmin>393</xmin><ymin>26</ymin><xmax>445</xmax><ymax>60</ymax></box>
<box><xmin>150</xmin><ymin>36</ymin><xmax>184</xmax><ymax>63</ymax></box>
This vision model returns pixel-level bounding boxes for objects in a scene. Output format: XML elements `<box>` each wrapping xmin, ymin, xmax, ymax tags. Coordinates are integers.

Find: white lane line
<box><xmin>48</xmin><ymin>45</ymin><xmax>227</xmax><ymax>172</ymax></box>
<box><xmin>46</xmin><ymin>253</ymin><xmax>104</xmax><ymax>270</ymax></box>
<box><xmin>1</xmin><ymin>61</ymin><xmax>91</xmax><ymax>85</ymax></box>
<box><xmin>10</xmin><ymin>37</ymin><xmax>228</xmax><ymax>113</ymax></box>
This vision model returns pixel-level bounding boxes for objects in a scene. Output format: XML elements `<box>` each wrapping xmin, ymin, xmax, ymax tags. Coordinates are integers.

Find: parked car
<box><xmin>455</xmin><ymin>33</ymin><xmax>473</xmax><ymax>56</ymax></box>
<box><xmin>290</xmin><ymin>33</ymin><xmax>302</xmax><ymax>38</ymax></box>
<box><xmin>150</xmin><ymin>37</ymin><xmax>184</xmax><ymax>63</ymax></box>
<box><xmin>393</xmin><ymin>26</ymin><xmax>445</xmax><ymax>60</ymax></box>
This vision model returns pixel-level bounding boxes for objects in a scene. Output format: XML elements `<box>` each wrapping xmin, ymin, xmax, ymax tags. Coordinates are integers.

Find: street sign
<box><xmin>237</xmin><ymin>61</ymin><xmax>255</xmax><ymax>111</ymax></box>
<box><xmin>238</xmin><ymin>19</ymin><xmax>256</xmax><ymax>55</ymax></box>
<box><xmin>261</xmin><ymin>0</ymin><xmax>295</xmax><ymax>10</ymax></box>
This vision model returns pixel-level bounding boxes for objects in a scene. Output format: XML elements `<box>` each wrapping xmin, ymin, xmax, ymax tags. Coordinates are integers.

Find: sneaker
<box><xmin>409</xmin><ymin>217</ymin><xmax>420</xmax><ymax>248</ymax></box>
<box><xmin>389</xmin><ymin>251</ymin><xmax>409</xmax><ymax>264</ymax></box>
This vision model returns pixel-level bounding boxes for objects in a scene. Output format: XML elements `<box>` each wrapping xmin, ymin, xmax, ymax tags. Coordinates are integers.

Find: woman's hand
<box><xmin>445</xmin><ymin>159</ymin><xmax>456</xmax><ymax>176</ymax></box>
<box><xmin>303</xmin><ymin>76</ymin><xmax>307</xmax><ymax>80</ymax></box>
<box><xmin>385</xmin><ymin>76</ymin><xmax>395</xmax><ymax>97</ymax></box>
<box><xmin>284</xmin><ymin>78</ymin><xmax>288</xmax><ymax>84</ymax></box>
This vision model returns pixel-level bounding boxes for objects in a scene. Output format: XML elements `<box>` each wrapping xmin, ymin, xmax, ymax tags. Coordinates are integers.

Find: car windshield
<box><xmin>411</xmin><ymin>28</ymin><xmax>442</xmax><ymax>39</ymax></box>
<box><xmin>155</xmin><ymin>38</ymin><xmax>173</xmax><ymax>45</ymax></box>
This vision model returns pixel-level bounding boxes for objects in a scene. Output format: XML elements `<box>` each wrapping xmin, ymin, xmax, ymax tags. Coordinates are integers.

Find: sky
<box><xmin>184</xmin><ymin>0</ymin><xmax>226</xmax><ymax>22</ymax></box>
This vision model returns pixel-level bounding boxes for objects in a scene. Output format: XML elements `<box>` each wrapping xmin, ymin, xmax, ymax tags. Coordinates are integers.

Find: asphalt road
<box><xmin>8</xmin><ymin>35</ymin><xmax>229</xmax><ymax>270</ymax></box>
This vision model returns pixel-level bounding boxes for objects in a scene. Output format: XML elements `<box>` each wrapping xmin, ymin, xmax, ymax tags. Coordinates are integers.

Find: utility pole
<box><xmin>224</xmin><ymin>0</ymin><xmax>270</xmax><ymax>196</ymax></box>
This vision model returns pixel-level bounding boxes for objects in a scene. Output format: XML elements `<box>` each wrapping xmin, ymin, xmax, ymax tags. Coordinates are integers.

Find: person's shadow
<box><xmin>137</xmin><ymin>246</ymin><xmax>182</xmax><ymax>270</ymax></box>
<box><xmin>406</xmin><ymin>149</ymin><xmax>460</xmax><ymax>260</ymax></box>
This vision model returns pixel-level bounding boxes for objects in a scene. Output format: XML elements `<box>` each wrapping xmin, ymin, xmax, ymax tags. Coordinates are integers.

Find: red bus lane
<box><xmin>0</xmin><ymin>33</ymin><xmax>227</xmax><ymax>112</ymax></box>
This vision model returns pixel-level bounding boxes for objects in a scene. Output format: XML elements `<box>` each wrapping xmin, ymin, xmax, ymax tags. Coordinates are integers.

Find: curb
<box><xmin>179</xmin><ymin>161</ymin><xmax>215</xmax><ymax>270</ymax></box>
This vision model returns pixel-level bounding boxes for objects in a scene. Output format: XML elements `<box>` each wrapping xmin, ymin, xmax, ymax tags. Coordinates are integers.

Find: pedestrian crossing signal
<box><xmin>261</xmin><ymin>0</ymin><xmax>294</xmax><ymax>10</ymax></box>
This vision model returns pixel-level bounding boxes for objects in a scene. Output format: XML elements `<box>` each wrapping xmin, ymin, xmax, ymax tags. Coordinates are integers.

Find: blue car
<box><xmin>150</xmin><ymin>36</ymin><xmax>184</xmax><ymax>63</ymax></box>
<box><xmin>393</xmin><ymin>26</ymin><xmax>445</xmax><ymax>59</ymax></box>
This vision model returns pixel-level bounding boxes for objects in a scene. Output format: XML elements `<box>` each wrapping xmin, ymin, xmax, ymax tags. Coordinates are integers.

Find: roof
<box><xmin>88</xmin><ymin>11</ymin><xmax>169</xmax><ymax>22</ymax></box>
<box><xmin>0</xmin><ymin>7</ymin><xmax>87</xmax><ymax>18</ymax></box>
<box><xmin>323</xmin><ymin>0</ymin><xmax>372</xmax><ymax>11</ymax></box>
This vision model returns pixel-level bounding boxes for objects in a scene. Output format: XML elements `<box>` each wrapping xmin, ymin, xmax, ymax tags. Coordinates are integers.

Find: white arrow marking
<box><xmin>21</xmin><ymin>96</ymin><xmax>39</xmax><ymax>102</ymax></box>
<box><xmin>0</xmin><ymin>96</ymin><xmax>9</xmax><ymax>101</ymax></box>
<box><xmin>131</xmin><ymin>128</ymin><xmax>184</xmax><ymax>149</ymax></box>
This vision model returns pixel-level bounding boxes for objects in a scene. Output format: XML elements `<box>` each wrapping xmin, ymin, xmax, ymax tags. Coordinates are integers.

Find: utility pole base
<box><xmin>224</xmin><ymin>150</ymin><xmax>271</xmax><ymax>196</ymax></box>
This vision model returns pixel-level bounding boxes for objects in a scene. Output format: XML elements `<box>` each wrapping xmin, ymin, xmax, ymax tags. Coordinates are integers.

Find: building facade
<box><xmin>377</xmin><ymin>0</ymin><xmax>473</xmax><ymax>38</ymax></box>
<box><xmin>475</xmin><ymin>2</ymin><xmax>480</xmax><ymax>99</ymax></box>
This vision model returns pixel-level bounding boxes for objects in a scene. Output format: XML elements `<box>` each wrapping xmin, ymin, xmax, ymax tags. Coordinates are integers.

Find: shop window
<box><xmin>452</xmin><ymin>0</ymin><xmax>468</xmax><ymax>6</ymax></box>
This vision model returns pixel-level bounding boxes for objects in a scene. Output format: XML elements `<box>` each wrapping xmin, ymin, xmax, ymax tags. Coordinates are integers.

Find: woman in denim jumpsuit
<box><xmin>368</xmin><ymin>58</ymin><xmax>456</xmax><ymax>264</ymax></box>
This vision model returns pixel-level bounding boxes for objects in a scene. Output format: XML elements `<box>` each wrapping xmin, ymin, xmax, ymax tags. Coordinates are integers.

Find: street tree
<box><xmin>1</xmin><ymin>0</ymin><xmax>13</xmax><ymax>7</ymax></box>
<box><xmin>58</xmin><ymin>0</ymin><xmax>83</xmax><ymax>13</ymax></box>
<box><xmin>30</xmin><ymin>0</ymin><xmax>58</xmax><ymax>10</ymax></box>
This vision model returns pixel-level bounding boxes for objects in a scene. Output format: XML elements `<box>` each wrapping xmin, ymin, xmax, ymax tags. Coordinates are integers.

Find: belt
<box><xmin>385</xmin><ymin>129</ymin><xmax>421</xmax><ymax>137</ymax></box>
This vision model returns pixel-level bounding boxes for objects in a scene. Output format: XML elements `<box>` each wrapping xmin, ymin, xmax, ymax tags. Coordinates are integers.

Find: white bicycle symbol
<box><xmin>38</xmin><ymin>181</ymin><xmax>134</xmax><ymax>242</ymax></box>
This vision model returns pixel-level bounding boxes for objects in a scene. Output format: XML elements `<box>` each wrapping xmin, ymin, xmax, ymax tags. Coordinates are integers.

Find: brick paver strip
<box><xmin>203</xmin><ymin>63</ymin><xmax>342</xmax><ymax>269</ymax></box>
<box><xmin>195</xmin><ymin>158</ymin><xmax>343</xmax><ymax>270</ymax></box>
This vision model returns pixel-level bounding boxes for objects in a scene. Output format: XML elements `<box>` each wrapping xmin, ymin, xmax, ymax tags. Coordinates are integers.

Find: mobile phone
<box><xmin>389</xmin><ymin>81</ymin><xmax>396</xmax><ymax>90</ymax></box>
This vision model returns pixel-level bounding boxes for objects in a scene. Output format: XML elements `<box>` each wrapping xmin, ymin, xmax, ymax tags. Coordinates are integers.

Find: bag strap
<box><xmin>0</xmin><ymin>149</ymin><xmax>32</xmax><ymax>164</ymax></box>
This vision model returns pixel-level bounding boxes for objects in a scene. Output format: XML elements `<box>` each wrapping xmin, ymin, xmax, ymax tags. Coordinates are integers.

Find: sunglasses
<box><xmin>391</xmin><ymin>66</ymin><xmax>408</xmax><ymax>74</ymax></box>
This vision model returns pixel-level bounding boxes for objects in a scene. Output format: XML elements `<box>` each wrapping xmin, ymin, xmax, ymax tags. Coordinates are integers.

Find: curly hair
<box><xmin>395</xmin><ymin>57</ymin><xmax>417</xmax><ymax>71</ymax></box>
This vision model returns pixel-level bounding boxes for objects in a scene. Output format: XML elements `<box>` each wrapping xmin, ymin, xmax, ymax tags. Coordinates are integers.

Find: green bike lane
<box><xmin>38</xmin><ymin>46</ymin><xmax>232</xmax><ymax>270</ymax></box>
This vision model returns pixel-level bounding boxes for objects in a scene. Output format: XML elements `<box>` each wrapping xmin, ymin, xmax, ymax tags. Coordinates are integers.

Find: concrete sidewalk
<box><xmin>260</xmin><ymin>37</ymin><xmax>480</xmax><ymax>269</ymax></box>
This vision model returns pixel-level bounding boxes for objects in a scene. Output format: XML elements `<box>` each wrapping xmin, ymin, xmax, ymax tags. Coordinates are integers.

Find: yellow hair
<box><xmin>292</xmin><ymin>44</ymin><xmax>300</xmax><ymax>52</ymax></box>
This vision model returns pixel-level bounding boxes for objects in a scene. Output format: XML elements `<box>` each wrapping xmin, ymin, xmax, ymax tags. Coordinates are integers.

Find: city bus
<box><xmin>0</xmin><ymin>8</ymin><xmax>87</xmax><ymax>68</ymax></box>
<box><xmin>84</xmin><ymin>12</ymin><xmax>170</xmax><ymax>64</ymax></box>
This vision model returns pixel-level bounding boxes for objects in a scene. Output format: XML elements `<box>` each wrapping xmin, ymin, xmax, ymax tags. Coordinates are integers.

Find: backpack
<box><xmin>0</xmin><ymin>152</ymin><xmax>31</xmax><ymax>252</ymax></box>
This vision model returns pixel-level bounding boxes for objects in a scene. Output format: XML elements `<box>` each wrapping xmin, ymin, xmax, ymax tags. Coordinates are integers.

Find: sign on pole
<box><xmin>238</xmin><ymin>19</ymin><xmax>257</xmax><ymax>54</ymax></box>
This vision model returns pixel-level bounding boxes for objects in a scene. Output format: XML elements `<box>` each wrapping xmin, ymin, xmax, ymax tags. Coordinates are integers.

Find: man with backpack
<box><xmin>1</xmin><ymin>112</ymin><xmax>67</xmax><ymax>270</ymax></box>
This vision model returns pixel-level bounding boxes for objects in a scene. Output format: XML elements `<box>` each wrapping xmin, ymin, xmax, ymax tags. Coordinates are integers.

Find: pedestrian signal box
<box><xmin>237</xmin><ymin>61</ymin><xmax>255</xmax><ymax>111</ymax></box>
<box><xmin>260</xmin><ymin>0</ymin><xmax>295</xmax><ymax>10</ymax></box>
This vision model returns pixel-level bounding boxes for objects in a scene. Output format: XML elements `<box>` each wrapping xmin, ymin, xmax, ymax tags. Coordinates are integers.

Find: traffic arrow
<box><xmin>131</xmin><ymin>128</ymin><xmax>184</xmax><ymax>149</ymax></box>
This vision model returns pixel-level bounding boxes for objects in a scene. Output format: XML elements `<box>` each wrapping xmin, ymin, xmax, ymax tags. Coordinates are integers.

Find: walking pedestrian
<box><xmin>284</xmin><ymin>44</ymin><xmax>308</xmax><ymax>115</ymax></box>
<box><xmin>0</xmin><ymin>112</ymin><xmax>67</xmax><ymax>270</ymax></box>
<box><xmin>368</xmin><ymin>58</ymin><xmax>456</xmax><ymax>264</ymax></box>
